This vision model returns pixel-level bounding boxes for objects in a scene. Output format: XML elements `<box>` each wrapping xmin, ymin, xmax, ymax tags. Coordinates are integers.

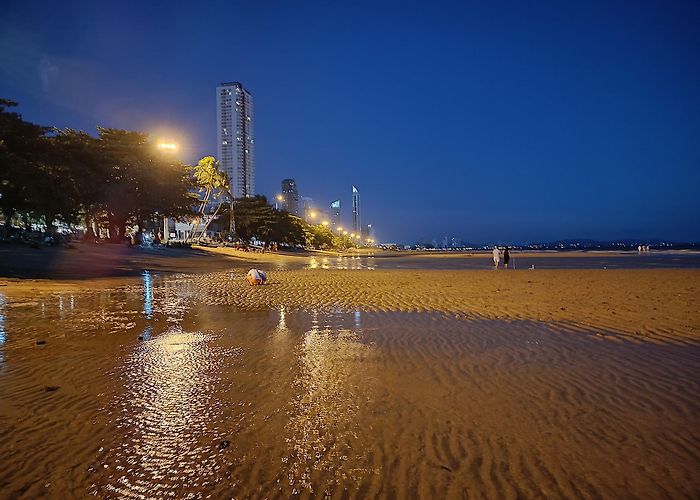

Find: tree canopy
<box><xmin>0</xmin><ymin>100</ymin><xmax>196</xmax><ymax>238</ymax></box>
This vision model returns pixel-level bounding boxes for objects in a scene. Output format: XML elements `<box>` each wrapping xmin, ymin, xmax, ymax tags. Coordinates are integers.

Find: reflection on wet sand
<box><xmin>0</xmin><ymin>274</ymin><xmax>698</xmax><ymax>498</ymax></box>
<box><xmin>0</xmin><ymin>293</ymin><xmax>5</xmax><ymax>365</ymax></box>
<box><xmin>307</xmin><ymin>255</ymin><xmax>375</xmax><ymax>270</ymax></box>
<box><xmin>284</xmin><ymin>308</ymin><xmax>377</xmax><ymax>495</ymax></box>
<box><xmin>91</xmin><ymin>327</ymin><xmax>239</xmax><ymax>498</ymax></box>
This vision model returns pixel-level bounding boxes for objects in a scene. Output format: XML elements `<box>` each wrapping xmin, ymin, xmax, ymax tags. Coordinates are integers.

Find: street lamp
<box><xmin>156</xmin><ymin>142</ymin><xmax>178</xmax><ymax>151</ymax></box>
<box><xmin>154</xmin><ymin>140</ymin><xmax>180</xmax><ymax>244</ymax></box>
<box><xmin>322</xmin><ymin>220</ymin><xmax>329</xmax><ymax>226</ymax></box>
<box><xmin>275</xmin><ymin>194</ymin><xmax>284</xmax><ymax>210</ymax></box>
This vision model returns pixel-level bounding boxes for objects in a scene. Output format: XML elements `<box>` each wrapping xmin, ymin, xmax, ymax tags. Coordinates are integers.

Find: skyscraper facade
<box><xmin>216</xmin><ymin>82</ymin><xmax>254</xmax><ymax>198</ymax></box>
<box><xmin>281</xmin><ymin>178</ymin><xmax>299</xmax><ymax>215</ymax></box>
<box><xmin>301</xmin><ymin>196</ymin><xmax>314</xmax><ymax>221</ymax></box>
<box><xmin>352</xmin><ymin>185</ymin><xmax>361</xmax><ymax>233</ymax></box>
<box><xmin>330</xmin><ymin>200</ymin><xmax>341</xmax><ymax>228</ymax></box>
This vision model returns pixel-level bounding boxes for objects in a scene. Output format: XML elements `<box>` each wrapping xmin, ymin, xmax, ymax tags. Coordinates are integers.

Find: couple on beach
<box><xmin>493</xmin><ymin>246</ymin><xmax>511</xmax><ymax>269</ymax></box>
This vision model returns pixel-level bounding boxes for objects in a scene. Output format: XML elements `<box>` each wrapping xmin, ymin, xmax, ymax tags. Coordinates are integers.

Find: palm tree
<box><xmin>190</xmin><ymin>156</ymin><xmax>227</xmax><ymax>241</ymax></box>
<box><xmin>198</xmin><ymin>174</ymin><xmax>231</xmax><ymax>241</ymax></box>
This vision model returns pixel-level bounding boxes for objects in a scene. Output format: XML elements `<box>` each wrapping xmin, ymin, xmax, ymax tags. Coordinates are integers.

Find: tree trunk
<box><xmin>2</xmin><ymin>207</ymin><xmax>15</xmax><ymax>236</ymax></box>
<box><xmin>119</xmin><ymin>219</ymin><xmax>127</xmax><ymax>242</ymax></box>
<box><xmin>198</xmin><ymin>198</ymin><xmax>224</xmax><ymax>242</ymax></box>
<box><xmin>229</xmin><ymin>199</ymin><xmax>235</xmax><ymax>235</ymax></box>
<box><xmin>136</xmin><ymin>218</ymin><xmax>144</xmax><ymax>245</ymax></box>
<box><xmin>44</xmin><ymin>215</ymin><xmax>56</xmax><ymax>236</ymax></box>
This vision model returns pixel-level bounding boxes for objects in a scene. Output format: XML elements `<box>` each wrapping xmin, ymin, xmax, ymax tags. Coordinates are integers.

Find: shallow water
<box><xmin>0</xmin><ymin>273</ymin><xmax>699</xmax><ymax>498</ymax></box>
<box><xmin>305</xmin><ymin>251</ymin><xmax>700</xmax><ymax>271</ymax></box>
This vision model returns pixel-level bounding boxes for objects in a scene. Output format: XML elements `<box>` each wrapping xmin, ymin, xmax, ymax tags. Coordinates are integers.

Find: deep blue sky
<box><xmin>2</xmin><ymin>1</ymin><xmax>699</xmax><ymax>244</ymax></box>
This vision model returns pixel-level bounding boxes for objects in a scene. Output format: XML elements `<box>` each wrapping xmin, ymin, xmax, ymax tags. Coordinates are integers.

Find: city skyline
<box><xmin>1</xmin><ymin>1</ymin><xmax>698</xmax><ymax>243</ymax></box>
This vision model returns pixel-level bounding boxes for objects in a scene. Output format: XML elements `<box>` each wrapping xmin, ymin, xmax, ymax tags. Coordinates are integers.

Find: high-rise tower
<box><xmin>352</xmin><ymin>185</ymin><xmax>361</xmax><ymax>233</ymax></box>
<box><xmin>216</xmin><ymin>82</ymin><xmax>254</xmax><ymax>198</ymax></box>
<box><xmin>330</xmin><ymin>200</ymin><xmax>341</xmax><ymax>229</ymax></box>
<box><xmin>281</xmin><ymin>178</ymin><xmax>299</xmax><ymax>215</ymax></box>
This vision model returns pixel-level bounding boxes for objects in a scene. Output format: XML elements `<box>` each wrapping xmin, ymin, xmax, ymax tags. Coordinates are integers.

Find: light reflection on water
<box><xmin>0</xmin><ymin>293</ymin><xmax>5</xmax><ymax>344</ymax></box>
<box><xmin>0</xmin><ymin>293</ymin><xmax>5</xmax><ymax>365</ymax></box>
<box><xmin>277</xmin><ymin>304</ymin><xmax>288</xmax><ymax>333</ymax></box>
<box><xmin>79</xmin><ymin>289</ymin><xmax>376</xmax><ymax>497</ymax></box>
<box><xmin>92</xmin><ymin>327</ymin><xmax>240</xmax><ymax>497</ymax></box>
<box><xmin>142</xmin><ymin>270</ymin><xmax>153</xmax><ymax>319</ymax></box>
<box><xmin>303</xmin><ymin>251</ymin><xmax>700</xmax><ymax>270</ymax></box>
<box><xmin>284</xmin><ymin>307</ymin><xmax>376</xmax><ymax>495</ymax></box>
<box><xmin>306</xmin><ymin>255</ymin><xmax>375</xmax><ymax>270</ymax></box>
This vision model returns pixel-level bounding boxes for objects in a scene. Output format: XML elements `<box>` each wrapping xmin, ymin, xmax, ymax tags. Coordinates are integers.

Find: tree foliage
<box><xmin>0</xmin><ymin>100</ymin><xmax>196</xmax><ymax>238</ymax></box>
<box><xmin>214</xmin><ymin>196</ymin><xmax>352</xmax><ymax>249</ymax></box>
<box><xmin>0</xmin><ymin>99</ymin><xmax>51</xmax><ymax>231</ymax></box>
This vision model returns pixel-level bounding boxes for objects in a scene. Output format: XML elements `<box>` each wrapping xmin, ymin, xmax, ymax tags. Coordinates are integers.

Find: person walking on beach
<box><xmin>492</xmin><ymin>246</ymin><xmax>500</xmax><ymax>268</ymax></box>
<box><xmin>503</xmin><ymin>247</ymin><xmax>511</xmax><ymax>268</ymax></box>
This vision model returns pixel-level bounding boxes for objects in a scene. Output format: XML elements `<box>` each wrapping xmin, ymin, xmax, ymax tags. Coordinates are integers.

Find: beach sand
<box><xmin>3</xmin><ymin>245</ymin><xmax>697</xmax><ymax>343</ymax></box>
<box><xmin>0</xmin><ymin>246</ymin><xmax>698</xmax><ymax>497</ymax></box>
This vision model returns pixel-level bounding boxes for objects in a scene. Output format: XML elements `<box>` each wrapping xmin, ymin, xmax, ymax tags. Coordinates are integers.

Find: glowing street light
<box><xmin>343</xmin><ymin>231</ymin><xmax>348</xmax><ymax>235</ymax></box>
<box><xmin>337</xmin><ymin>226</ymin><xmax>343</xmax><ymax>232</ymax></box>
<box><xmin>156</xmin><ymin>142</ymin><xmax>178</xmax><ymax>152</ymax></box>
<box><xmin>309</xmin><ymin>211</ymin><xmax>317</xmax><ymax>219</ymax></box>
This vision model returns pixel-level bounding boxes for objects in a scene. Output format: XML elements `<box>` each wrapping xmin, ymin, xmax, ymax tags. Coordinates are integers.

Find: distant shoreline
<box><xmin>2</xmin><ymin>241</ymin><xmax>700</xmax><ymax>283</ymax></box>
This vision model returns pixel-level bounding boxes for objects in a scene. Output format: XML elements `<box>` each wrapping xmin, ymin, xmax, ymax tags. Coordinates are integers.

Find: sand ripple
<box><xmin>171</xmin><ymin>268</ymin><xmax>700</xmax><ymax>344</ymax></box>
<box><xmin>0</xmin><ymin>272</ymin><xmax>698</xmax><ymax>498</ymax></box>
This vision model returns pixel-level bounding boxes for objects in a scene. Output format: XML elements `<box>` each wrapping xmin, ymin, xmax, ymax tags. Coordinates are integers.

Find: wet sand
<box><xmin>1</xmin><ymin>251</ymin><xmax>699</xmax><ymax>497</ymax></box>
<box><xmin>0</xmin><ymin>241</ymin><xmax>256</xmax><ymax>279</ymax></box>
<box><xmin>5</xmin><ymin>265</ymin><xmax>697</xmax><ymax>344</ymax></box>
<box><xmin>0</xmin><ymin>289</ymin><xmax>698</xmax><ymax>498</ymax></box>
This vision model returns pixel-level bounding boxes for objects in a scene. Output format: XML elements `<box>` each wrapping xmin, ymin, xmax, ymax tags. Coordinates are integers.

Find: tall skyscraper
<box><xmin>352</xmin><ymin>185</ymin><xmax>361</xmax><ymax>233</ymax></box>
<box><xmin>216</xmin><ymin>82</ymin><xmax>255</xmax><ymax>198</ymax></box>
<box><xmin>330</xmin><ymin>200</ymin><xmax>341</xmax><ymax>228</ymax></box>
<box><xmin>281</xmin><ymin>178</ymin><xmax>299</xmax><ymax>215</ymax></box>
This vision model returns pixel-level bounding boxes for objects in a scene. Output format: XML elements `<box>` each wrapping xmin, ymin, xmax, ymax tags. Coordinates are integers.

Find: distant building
<box><xmin>281</xmin><ymin>179</ymin><xmax>299</xmax><ymax>215</ymax></box>
<box><xmin>216</xmin><ymin>82</ymin><xmax>255</xmax><ymax>198</ymax></box>
<box><xmin>301</xmin><ymin>196</ymin><xmax>314</xmax><ymax>221</ymax></box>
<box><xmin>362</xmin><ymin>223</ymin><xmax>372</xmax><ymax>241</ymax></box>
<box><xmin>352</xmin><ymin>185</ymin><xmax>361</xmax><ymax>233</ymax></box>
<box><xmin>330</xmin><ymin>200</ymin><xmax>341</xmax><ymax>228</ymax></box>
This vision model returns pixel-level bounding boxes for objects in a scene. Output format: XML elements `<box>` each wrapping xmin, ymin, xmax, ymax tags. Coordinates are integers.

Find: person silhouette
<box><xmin>492</xmin><ymin>246</ymin><xmax>500</xmax><ymax>268</ymax></box>
<box><xmin>504</xmin><ymin>247</ymin><xmax>511</xmax><ymax>268</ymax></box>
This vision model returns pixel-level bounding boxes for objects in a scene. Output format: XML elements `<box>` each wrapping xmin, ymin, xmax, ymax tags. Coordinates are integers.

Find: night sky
<box><xmin>1</xmin><ymin>1</ymin><xmax>698</xmax><ymax>244</ymax></box>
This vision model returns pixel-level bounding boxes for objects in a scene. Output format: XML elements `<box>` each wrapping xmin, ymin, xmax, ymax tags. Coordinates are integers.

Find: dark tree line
<box><xmin>0</xmin><ymin>99</ymin><xmax>195</xmax><ymax>239</ymax></box>
<box><xmin>216</xmin><ymin>195</ymin><xmax>352</xmax><ymax>249</ymax></box>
